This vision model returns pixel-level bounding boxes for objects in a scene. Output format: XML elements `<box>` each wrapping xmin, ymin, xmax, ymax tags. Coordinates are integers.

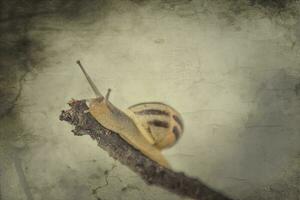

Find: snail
<box><xmin>76</xmin><ymin>61</ymin><xmax>184</xmax><ymax>168</ymax></box>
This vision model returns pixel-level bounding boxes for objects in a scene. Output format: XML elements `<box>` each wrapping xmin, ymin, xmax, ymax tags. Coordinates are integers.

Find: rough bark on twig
<box><xmin>59</xmin><ymin>99</ymin><xmax>233</xmax><ymax>200</ymax></box>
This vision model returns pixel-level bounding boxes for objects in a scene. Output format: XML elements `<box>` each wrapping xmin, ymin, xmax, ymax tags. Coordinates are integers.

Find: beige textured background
<box><xmin>0</xmin><ymin>0</ymin><xmax>300</xmax><ymax>199</ymax></box>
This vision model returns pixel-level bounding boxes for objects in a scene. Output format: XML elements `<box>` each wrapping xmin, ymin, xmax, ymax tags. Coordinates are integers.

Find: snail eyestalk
<box><xmin>76</xmin><ymin>60</ymin><xmax>103</xmax><ymax>98</ymax></box>
<box><xmin>105</xmin><ymin>88</ymin><xmax>112</xmax><ymax>101</ymax></box>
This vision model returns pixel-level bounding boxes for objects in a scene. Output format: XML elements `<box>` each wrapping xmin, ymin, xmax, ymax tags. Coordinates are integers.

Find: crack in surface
<box><xmin>12</xmin><ymin>147</ymin><xmax>34</xmax><ymax>200</ymax></box>
<box><xmin>0</xmin><ymin>70</ymin><xmax>30</xmax><ymax>119</ymax></box>
<box><xmin>121</xmin><ymin>184</ymin><xmax>141</xmax><ymax>192</ymax></box>
<box><xmin>91</xmin><ymin>164</ymin><xmax>121</xmax><ymax>199</ymax></box>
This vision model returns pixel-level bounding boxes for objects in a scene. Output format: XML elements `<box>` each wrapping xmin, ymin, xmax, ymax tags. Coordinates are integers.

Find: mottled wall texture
<box><xmin>0</xmin><ymin>0</ymin><xmax>300</xmax><ymax>200</ymax></box>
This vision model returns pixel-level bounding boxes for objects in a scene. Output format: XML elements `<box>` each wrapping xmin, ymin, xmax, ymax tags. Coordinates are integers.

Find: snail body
<box><xmin>76</xmin><ymin>61</ymin><xmax>184</xmax><ymax>168</ymax></box>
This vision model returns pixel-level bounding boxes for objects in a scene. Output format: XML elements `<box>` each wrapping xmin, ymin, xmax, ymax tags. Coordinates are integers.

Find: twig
<box><xmin>59</xmin><ymin>100</ymin><xmax>233</xmax><ymax>200</ymax></box>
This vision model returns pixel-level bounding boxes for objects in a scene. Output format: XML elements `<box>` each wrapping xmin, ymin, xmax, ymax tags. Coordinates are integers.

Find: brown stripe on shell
<box><xmin>148</xmin><ymin>120</ymin><xmax>169</xmax><ymax>128</ymax></box>
<box><xmin>172</xmin><ymin>126</ymin><xmax>180</xmax><ymax>141</ymax></box>
<box><xmin>134</xmin><ymin>109</ymin><xmax>169</xmax><ymax>116</ymax></box>
<box><xmin>172</xmin><ymin>115</ymin><xmax>184</xmax><ymax>130</ymax></box>
<box><xmin>128</xmin><ymin>102</ymin><xmax>170</xmax><ymax>109</ymax></box>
